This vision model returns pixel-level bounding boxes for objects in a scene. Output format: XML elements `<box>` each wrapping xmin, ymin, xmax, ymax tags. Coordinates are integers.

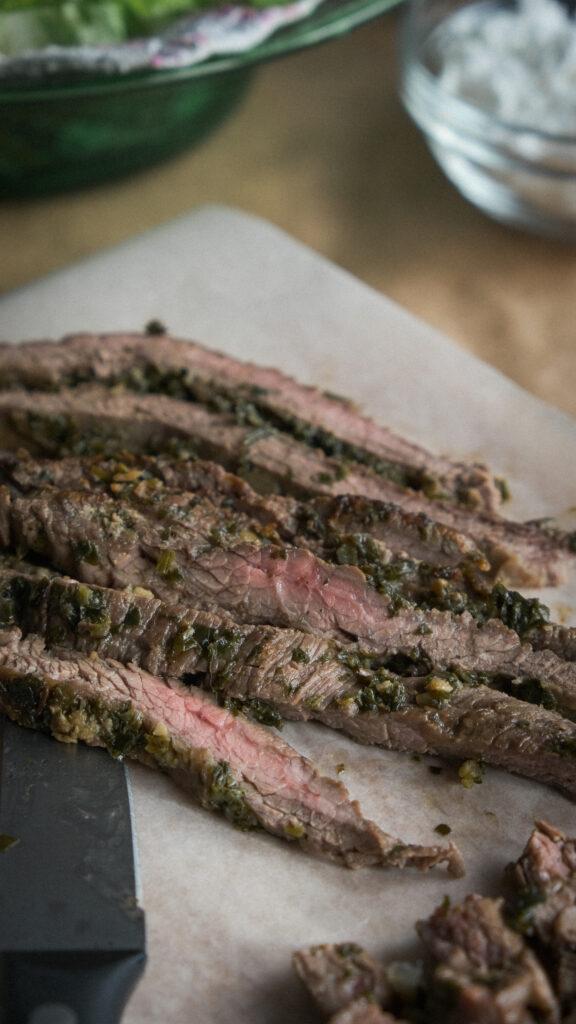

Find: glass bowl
<box><xmin>399</xmin><ymin>0</ymin><xmax>576</xmax><ymax>240</ymax></box>
<box><xmin>0</xmin><ymin>0</ymin><xmax>400</xmax><ymax>197</ymax></box>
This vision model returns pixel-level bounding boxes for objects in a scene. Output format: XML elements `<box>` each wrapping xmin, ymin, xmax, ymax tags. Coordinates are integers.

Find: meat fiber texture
<box><xmin>1</xmin><ymin>205</ymin><xmax>576</xmax><ymax>1024</ymax></box>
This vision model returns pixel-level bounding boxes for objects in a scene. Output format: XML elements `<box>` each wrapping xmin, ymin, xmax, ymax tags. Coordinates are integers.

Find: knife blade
<box><xmin>0</xmin><ymin>718</ymin><xmax>146</xmax><ymax>1024</ymax></box>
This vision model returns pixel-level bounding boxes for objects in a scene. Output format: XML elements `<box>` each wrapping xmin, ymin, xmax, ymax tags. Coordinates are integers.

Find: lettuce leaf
<box><xmin>0</xmin><ymin>0</ymin><xmax>210</xmax><ymax>53</ymax></box>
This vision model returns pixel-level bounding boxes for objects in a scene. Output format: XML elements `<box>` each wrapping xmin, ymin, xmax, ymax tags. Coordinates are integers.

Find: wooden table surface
<box><xmin>2</xmin><ymin>12</ymin><xmax>576</xmax><ymax>419</ymax></box>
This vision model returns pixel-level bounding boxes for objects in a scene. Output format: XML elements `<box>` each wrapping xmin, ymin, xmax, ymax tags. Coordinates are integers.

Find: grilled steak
<box><xmin>508</xmin><ymin>822</ymin><xmax>576</xmax><ymax>1013</ymax></box>
<box><xmin>0</xmin><ymin>626</ymin><xmax>460</xmax><ymax>873</ymax></box>
<box><xmin>417</xmin><ymin>893</ymin><xmax>559</xmax><ymax>1023</ymax></box>
<box><xmin>3</xmin><ymin>483</ymin><xmax>576</xmax><ymax>719</ymax></box>
<box><xmin>0</xmin><ymin>330</ymin><xmax>503</xmax><ymax>512</ymax></box>
<box><xmin>1</xmin><ymin>332</ymin><xmax>575</xmax><ymax>891</ymax></box>
<box><xmin>0</xmin><ymin>384</ymin><xmax>572</xmax><ymax>587</ymax></box>
<box><xmin>0</xmin><ymin>452</ymin><xmax>488</xmax><ymax>571</ymax></box>
<box><xmin>5</xmin><ymin>452</ymin><xmax>568</xmax><ymax>659</ymax></box>
<box><xmin>3</xmin><ymin>570</ymin><xmax>576</xmax><ymax>796</ymax></box>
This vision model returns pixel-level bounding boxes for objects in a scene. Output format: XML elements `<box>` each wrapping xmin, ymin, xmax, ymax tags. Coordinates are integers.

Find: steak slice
<box><xmin>225</xmin><ymin>673</ymin><xmax>576</xmax><ymax>798</ymax></box>
<box><xmin>4</xmin><ymin>453</ymin><xmax>567</xmax><ymax>661</ymax></box>
<box><xmin>0</xmin><ymin>452</ymin><xmax>488</xmax><ymax>572</ymax></box>
<box><xmin>0</xmin><ymin>330</ymin><xmax>503</xmax><ymax>512</ymax></box>
<box><xmin>508</xmin><ymin>822</ymin><xmax>576</xmax><ymax>1013</ymax></box>
<box><xmin>3</xmin><ymin>570</ymin><xmax>576</xmax><ymax>796</ymax></box>
<box><xmin>418</xmin><ymin>894</ymin><xmax>559</xmax><ymax>1024</ymax></box>
<box><xmin>0</xmin><ymin>385</ymin><xmax>572</xmax><ymax>587</ymax></box>
<box><xmin>0</xmin><ymin>627</ymin><xmax>459</xmax><ymax>873</ymax></box>
<box><xmin>3</xmin><ymin>485</ymin><xmax>576</xmax><ymax>726</ymax></box>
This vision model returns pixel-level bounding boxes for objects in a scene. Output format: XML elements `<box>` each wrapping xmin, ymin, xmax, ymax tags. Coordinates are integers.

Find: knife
<box><xmin>0</xmin><ymin>718</ymin><xmax>146</xmax><ymax>1024</ymax></box>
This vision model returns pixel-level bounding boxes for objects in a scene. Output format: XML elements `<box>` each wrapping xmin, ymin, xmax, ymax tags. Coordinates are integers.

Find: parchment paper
<box><xmin>2</xmin><ymin>204</ymin><xmax>576</xmax><ymax>1023</ymax></box>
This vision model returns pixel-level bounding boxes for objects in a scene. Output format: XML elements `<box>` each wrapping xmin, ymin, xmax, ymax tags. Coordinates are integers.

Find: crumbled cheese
<box><xmin>436</xmin><ymin>0</ymin><xmax>576</xmax><ymax>133</ymax></box>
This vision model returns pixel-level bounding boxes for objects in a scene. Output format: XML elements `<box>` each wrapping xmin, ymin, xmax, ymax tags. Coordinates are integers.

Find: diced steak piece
<box><xmin>0</xmin><ymin>385</ymin><xmax>572</xmax><ymax>587</ymax></box>
<box><xmin>328</xmin><ymin>1002</ymin><xmax>406</xmax><ymax>1024</ymax></box>
<box><xmin>2</xmin><ymin>571</ymin><xmax>576</xmax><ymax>797</ymax></box>
<box><xmin>418</xmin><ymin>894</ymin><xmax>560</xmax><ymax>1024</ymax></box>
<box><xmin>0</xmin><ymin>628</ymin><xmax>459</xmax><ymax>873</ymax></box>
<box><xmin>508</xmin><ymin>822</ymin><xmax>576</xmax><ymax>1012</ymax></box>
<box><xmin>0</xmin><ymin>331</ymin><xmax>504</xmax><ymax>512</ymax></box>
<box><xmin>292</xmin><ymin>943</ymin><xmax>392</xmax><ymax>1018</ymax></box>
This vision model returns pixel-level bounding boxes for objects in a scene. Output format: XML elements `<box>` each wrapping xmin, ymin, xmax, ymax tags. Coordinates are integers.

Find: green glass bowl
<box><xmin>0</xmin><ymin>0</ymin><xmax>400</xmax><ymax>196</ymax></box>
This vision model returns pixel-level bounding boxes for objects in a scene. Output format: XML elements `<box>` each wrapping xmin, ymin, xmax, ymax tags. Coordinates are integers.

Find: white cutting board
<box><xmin>2</xmin><ymin>205</ymin><xmax>576</xmax><ymax>1024</ymax></box>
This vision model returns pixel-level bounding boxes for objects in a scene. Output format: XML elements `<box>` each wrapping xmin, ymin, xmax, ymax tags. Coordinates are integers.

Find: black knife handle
<box><xmin>0</xmin><ymin>950</ymin><xmax>145</xmax><ymax>1024</ymax></box>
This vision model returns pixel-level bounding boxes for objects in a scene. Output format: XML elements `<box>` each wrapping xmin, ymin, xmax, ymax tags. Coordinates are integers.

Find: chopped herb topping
<box><xmin>145</xmin><ymin>319</ymin><xmax>167</xmax><ymax>335</ymax></box>
<box><xmin>222</xmin><ymin>695</ymin><xmax>284</xmax><ymax>730</ymax></box>
<box><xmin>334</xmin><ymin>534</ymin><xmax>413</xmax><ymax>612</ymax></box>
<box><xmin>71</xmin><ymin>539</ymin><xmax>100</xmax><ymax>566</ymax></box>
<box><xmin>458</xmin><ymin>759</ymin><xmax>485</xmax><ymax>788</ymax></box>
<box><xmin>495</xmin><ymin>476</ymin><xmax>511</xmax><ymax>502</ymax></box>
<box><xmin>488</xmin><ymin>583</ymin><xmax>549</xmax><ymax>637</ymax></box>
<box><xmin>506</xmin><ymin>884</ymin><xmax>546</xmax><ymax>934</ymax></box>
<box><xmin>353</xmin><ymin>677</ymin><xmax>409</xmax><ymax>713</ymax></box>
<box><xmin>504</xmin><ymin>676</ymin><xmax>557</xmax><ymax>711</ymax></box>
<box><xmin>155</xmin><ymin>548</ymin><xmax>182</xmax><ymax>583</ymax></box>
<box><xmin>291</xmin><ymin>646</ymin><xmax>310</xmax><ymax>665</ymax></box>
<box><xmin>283</xmin><ymin>820</ymin><xmax>306</xmax><ymax>839</ymax></box>
<box><xmin>201</xmin><ymin>760</ymin><xmax>259</xmax><ymax>831</ymax></box>
<box><xmin>48</xmin><ymin>581</ymin><xmax>112</xmax><ymax>642</ymax></box>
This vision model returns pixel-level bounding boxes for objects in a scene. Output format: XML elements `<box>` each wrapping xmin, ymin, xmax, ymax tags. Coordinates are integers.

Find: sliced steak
<box><xmin>0</xmin><ymin>331</ymin><xmax>503</xmax><ymax>512</ymax></box>
<box><xmin>3</xmin><ymin>571</ymin><xmax>576</xmax><ymax>796</ymax></box>
<box><xmin>0</xmin><ymin>452</ymin><xmax>488</xmax><ymax>572</ymax></box>
<box><xmin>229</xmin><ymin>675</ymin><xmax>576</xmax><ymax>798</ymax></box>
<box><xmin>3</xmin><ymin>485</ymin><xmax>576</xmax><ymax>726</ymax></box>
<box><xmin>0</xmin><ymin>627</ymin><xmax>459</xmax><ymax>873</ymax></box>
<box><xmin>508</xmin><ymin>822</ymin><xmax>576</xmax><ymax>1013</ymax></box>
<box><xmin>418</xmin><ymin>893</ymin><xmax>559</xmax><ymax>1024</ymax></box>
<box><xmin>4</xmin><ymin>453</ymin><xmax>567</xmax><ymax>662</ymax></box>
<box><xmin>0</xmin><ymin>385</ymin><xmax>572</xmax><ymax>587</ymax></box>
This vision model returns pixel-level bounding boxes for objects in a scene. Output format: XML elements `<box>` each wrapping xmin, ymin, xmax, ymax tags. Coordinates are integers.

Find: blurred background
<box><xmin>2</xmin><ymin>12</ymin><xmax>576</xmax><ymax>419</ymax></box>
